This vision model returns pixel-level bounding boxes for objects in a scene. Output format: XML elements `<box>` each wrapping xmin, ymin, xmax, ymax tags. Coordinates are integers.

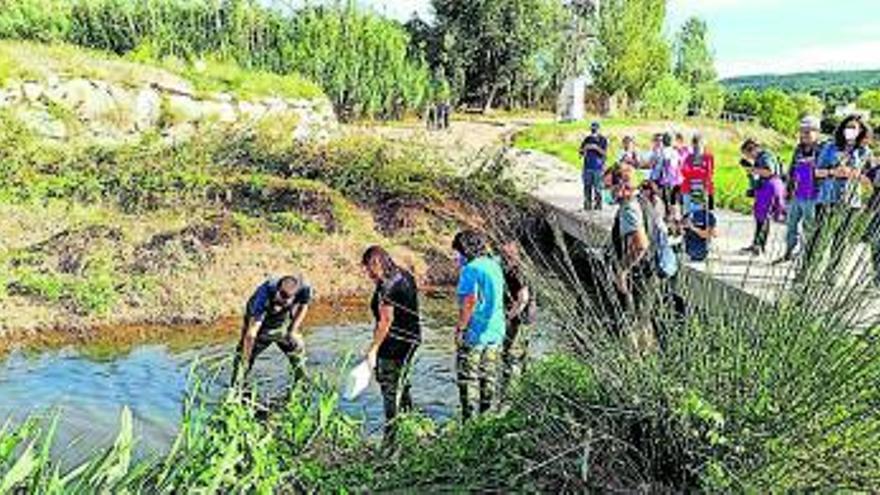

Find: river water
<box><xmin>0</xmin><ymin>297</ymin><xmax>518</xmax><ymax>466</ymax></box>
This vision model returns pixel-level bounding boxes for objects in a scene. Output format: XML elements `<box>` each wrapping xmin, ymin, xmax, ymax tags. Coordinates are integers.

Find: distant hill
<box><xmin>721</xmin><ymin>69</ymin><xmax>880</xmax><ymax>95</ymax></box>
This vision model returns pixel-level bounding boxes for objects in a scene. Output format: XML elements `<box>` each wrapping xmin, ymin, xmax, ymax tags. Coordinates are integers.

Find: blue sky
<box><xmin>335</xmin><ymin>0</ymin><xmax>880</xmax><ymax>78</ymax></box>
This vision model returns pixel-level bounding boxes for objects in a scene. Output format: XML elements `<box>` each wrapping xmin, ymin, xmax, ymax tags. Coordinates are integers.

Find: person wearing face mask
<box><xmin>452</xmin><ymin>230</ymin><xmax>506</xmax><ymax>422</ymax></box>
<box><xmin>681</xmin><ymin>133</ymin><xmax>716</xmax><ymax>214</ymax></box>
<box><xmin>361</xmin><ymin>246</ymin><xmax>421</xmax><ymax>441</ymax></box>
<box><xmin>810</xmin><ymin>115</ymin><xmax>874</xmax><ymax>268</ymax></box>
<box><xmin>231</xmin><ymin>275</ymin><xmax>313</xmax><ymax>387</ymax></box>
<box><xmin>776</xmin><ymin>116</ymin><xmax>823</xmax><ymax>264</ymax></box>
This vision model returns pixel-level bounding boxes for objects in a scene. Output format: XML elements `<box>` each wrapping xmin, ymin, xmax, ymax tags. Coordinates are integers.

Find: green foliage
<box><xmin>430</xmin><ymin>0</ymin><xmax>569</xmax><ymax>111</ymax></box>
<box><xmin>0</xmin><ymin>0</ymin><xmax>426</xmax><ymax>120</ymax></box>
<box><xmin>641</xmin><ymin>74</ymin><xmax>691</xmax><ymax>119</ymax></box>
<box><xmin>0</xmin><ymin>0</ymin><xmax>71</xmax><ymax>43</ymax></box>
<box><xmin>727</xmin><ymin>88</ymin><xmax>762</xmax><ymax>116</ymax></box>
<box><xmin>790</xmin><ymin>92</ymin><xmax>824</xmax><ymax>119</ymax></box>
<box><xmin>692</xmin><ymin>81</ymin><xmax>726</xmax><ymax>117</ymax></box>
<box><xmin>857</xmin><ymin>89</ymin><xmax>880</xmax><ymax>115</ymax></box>
<box><xmin>722</xmin><ymin>69</ymin><xmax>880</xmax><ymax>108</ymax></box>
<box><xmin>674</xmin><ymin>17</ymin><xmax>717</xmax><ymax>88</ymax></box>
<box><xmin>757</xmin><ymin>89</ymin><xmax>799</xmax><ymax>134</ymax></box>
<box><xmin>268</xmin><ymin>212</ymin><xmax>324</xmax><ymax>236</ymax></box>
<box><xmin>592</xmin><ymin>0</ymin><xmax>670</xmax><ymax>102</ymax></box>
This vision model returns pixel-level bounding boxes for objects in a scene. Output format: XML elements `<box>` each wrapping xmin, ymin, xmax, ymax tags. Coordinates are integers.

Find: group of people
<box><xmin>582</xmin><ymin>122</ymin><xmax>718</xmax><ymax>264</ymax></box>
<box><xmin>583</xmin><ymin>115</ymin><xmax>877</xmax><ymax>269</ymax></box>
<box><xmin>230</xmin><ymin>231</ymin><xmax>535</xmax><ymax>440</ymax></box>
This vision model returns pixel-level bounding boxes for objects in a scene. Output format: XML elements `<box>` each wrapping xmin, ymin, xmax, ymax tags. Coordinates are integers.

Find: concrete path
<box><xmin>506</xmin><ymin>147</ymin><xmax>873</xmax><ymax>307</ymax></box>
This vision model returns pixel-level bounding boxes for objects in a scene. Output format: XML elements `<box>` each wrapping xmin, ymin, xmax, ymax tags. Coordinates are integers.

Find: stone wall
<box><xmin>0</xmin><ymin>75</ymin><xmax>337</xmax><ymax>143</ymax></box>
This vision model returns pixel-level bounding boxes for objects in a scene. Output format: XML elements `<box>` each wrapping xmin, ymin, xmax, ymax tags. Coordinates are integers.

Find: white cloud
<box><xmin>719</xmin><ymin>40</ymin><xmax>880</xmax><ymax>77</ymax></box>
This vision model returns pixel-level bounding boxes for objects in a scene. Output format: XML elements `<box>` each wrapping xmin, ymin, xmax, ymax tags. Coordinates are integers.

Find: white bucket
<box><xmin>342</xmin><ymin>360</ymin><xmax>372</xmax><ymax>401</ymax></box>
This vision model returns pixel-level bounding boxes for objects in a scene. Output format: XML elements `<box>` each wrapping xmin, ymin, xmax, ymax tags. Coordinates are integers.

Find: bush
<box><xmin>757</xmin><ymin>89</ymin><xmax>799</xmax><ymax>133</ymax></box>
<box><xmin>692</xmin><ymin>81</ymin><xmax>726</xmax><ymax>117</ymax></box>
<box><xmin>641</xmin><ymin>74</ymin><xmax>691</xmax><ymax>119</ymax></box>
<box><xmin>791</xmin><ymin>92</ymin><xmax>824</xmax><ymax>119</ymax></box>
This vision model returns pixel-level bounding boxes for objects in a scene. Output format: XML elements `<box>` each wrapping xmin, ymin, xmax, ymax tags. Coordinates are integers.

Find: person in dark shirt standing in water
<box><xmin>579</xmin><ymin>121</ymin><xmax>608</xmax><ymax>211</ymax></box>
<box><xmin>499</xmin><ymin>240</ymin><xmax>536</xmax><ymax>399</ymax></box>
<box><xmin>362</xmin><ymin>246</ymin><xmax>421</xmax><ymax>440</ymax></box>
<box><xmin>232</xmin><ymin>275</ymin><xmax>312</xmax><ymax>387</ymax></box>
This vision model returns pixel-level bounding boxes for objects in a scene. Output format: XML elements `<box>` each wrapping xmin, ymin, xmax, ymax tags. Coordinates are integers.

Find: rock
<box><xmin>200</xmin><ymin>100</ymin><xmax>237</xmax><ymax>124</ymax></box>
<box><xmin>16</xmin><ymin>108</ymin><xmax>67</xmax><ymax>139</ymax></box>
<box><xmin>211</xmin><ymin>92</ymin><xmax>234</xmax><ymax>104</ymax></box>
<box><xmin>238</xmin><ymin>101</ymin><xmax>268</xmax><ymax>121</ymax></box>
<box><xmin>21</xmin><ymin>82</ymin><xmax>43</xmax><ymax>103</ymax></box>
<box><xmin>165</xmin><ymin>94</ymin><xmax>203</xmax><ymax>124</ymax></box>
<box><xmin>133</xmin><ymin>88</ymin><xmax>161</xmax><ymax>131</ymax></box>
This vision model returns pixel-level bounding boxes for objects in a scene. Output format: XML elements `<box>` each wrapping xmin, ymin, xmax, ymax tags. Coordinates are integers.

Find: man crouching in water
<box><xmin>231</xmin><ymin>275</ymin><xmax>312</xmax><ymax>387</ymax></box>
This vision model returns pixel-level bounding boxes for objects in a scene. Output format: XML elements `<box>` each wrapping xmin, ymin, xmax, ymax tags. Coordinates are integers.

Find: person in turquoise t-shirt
<box><xmin>452</xmin><ymin>229</ymin><xmax>505</xmax><ymax>422</ymax></box>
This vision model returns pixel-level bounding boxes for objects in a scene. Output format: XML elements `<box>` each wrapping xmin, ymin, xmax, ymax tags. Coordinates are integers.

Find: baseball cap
<box><xmin>590</xmin><ymin>121</ymin><xmax>600</xmax><ymax>130</ymax></box>
<box><xmin>800</xmin><ymin>116</ymin><xmax>821</xmax><ymax>131</ymax></box>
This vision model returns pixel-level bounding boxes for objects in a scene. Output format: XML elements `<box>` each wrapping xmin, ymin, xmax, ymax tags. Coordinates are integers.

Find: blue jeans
<box><xmin>785</xmin><ymin>199</ymin><xmax>817</xmax><ymax>255</ymax></box>
<box><xmin>582</xmin><ymin>168</ymin><xmax>603</xmax><ymax>210</ymax></box>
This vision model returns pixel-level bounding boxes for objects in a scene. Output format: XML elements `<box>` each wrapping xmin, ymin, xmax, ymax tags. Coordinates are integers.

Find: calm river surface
<box><xmin>0</xmin><ymin>297</ymin><xmax>541</xmax><ymax>465</ymax></box>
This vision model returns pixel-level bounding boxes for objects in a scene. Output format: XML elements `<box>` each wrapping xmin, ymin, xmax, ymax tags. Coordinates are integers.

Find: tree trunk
<box><xmin>482</xmin><ymin>85</ymin><xmax>498</xmax><ymax>114</ymax></box>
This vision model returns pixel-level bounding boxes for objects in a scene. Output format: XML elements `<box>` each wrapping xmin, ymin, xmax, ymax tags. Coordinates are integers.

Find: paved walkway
<box><xmin>506</xmin><ymin>147</ymin><xmax>871</xmax><ymax>306</ymax></box>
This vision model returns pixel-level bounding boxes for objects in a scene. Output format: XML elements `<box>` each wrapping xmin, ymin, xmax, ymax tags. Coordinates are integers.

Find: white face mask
<box><xmin>844</xmin><ymin>128</ymin><xmax>859</xmax><ymax>142</ymax></box>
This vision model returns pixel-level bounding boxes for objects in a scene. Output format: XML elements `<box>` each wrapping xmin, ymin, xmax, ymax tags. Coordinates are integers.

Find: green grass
<box><xmin>514</xmin><ymin>117</ymin><xmax>795</xmax><ymax>213</ymax></box>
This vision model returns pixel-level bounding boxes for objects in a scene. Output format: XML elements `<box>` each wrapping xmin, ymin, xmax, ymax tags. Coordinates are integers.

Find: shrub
<box><xmin>757</xmin><ymin>89</ymin><xmax>799</xmax><ymax>134</ymax></box>
<box><xmin>692</xmin><ymin>81</ymin><xmax>726</xmax><ymax>118</ymax></box>
<box><xmin>641</xmin><ymin>74</ymin><xmax>691</xmax><ymax>119</ymax></box>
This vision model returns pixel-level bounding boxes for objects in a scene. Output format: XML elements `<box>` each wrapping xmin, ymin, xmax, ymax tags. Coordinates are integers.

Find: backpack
<box><xmin>638</xmin><ymin>197</ymin><xmax>679</xmax><ymax>279</ymax></box>
<box><xmin>610</xmin><ymin>198</ymin><xmax>679</xmax><ymax>279</ymax></box>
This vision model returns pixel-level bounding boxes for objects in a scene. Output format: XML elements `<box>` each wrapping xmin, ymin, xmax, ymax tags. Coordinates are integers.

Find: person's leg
<box><xmin>276</xmin><ymin>336</ymin><xmax>307</xmax><ymax>383</ymax></box>
<box><xmin>592</xmin><ymin>170</ymin><xmax>604</xmax><ymax>210</ymax></box>
<box><xmin>478</xmin><ymin>346</ymin><xmax>500</xmax><ymax>414</ymax></box>
<box><xmin>708</xmin><ymin>193</ymin><xmax>715</xmax><ymax>212</ymax></box>
<box><xmin>500</xmin><ymin>321</ymin><xmax>527</xmax><ymax>399</ymax></box>
<box><xmin>456</xmin><ymin>344</ymin><xmax>479</xmax><ymax>422</ymax></box>
<box><xmin>375</xmin><ymin>357</ymin><xmax>403</xmax><ymax>439</ymax></box>
<box><xmin>784</xmin><ymin>200</ymin><xmax>804</xmax><ymax>258</ymax></box>
<box><xmin>582</xmin><ymin>169</ymin><xmax>594</xmax><ymax>210</ymax></box>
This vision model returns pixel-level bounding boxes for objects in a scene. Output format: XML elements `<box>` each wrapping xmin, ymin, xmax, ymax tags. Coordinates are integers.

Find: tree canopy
<box><xmin>674</xmin><ymin>17</ymin><xmax>716</xmax><ymax>88</ymax></box>
<box><xmin>591</xmin><ymin>0</ymin><xmax>669</xmax><ymax>102</ymax></box>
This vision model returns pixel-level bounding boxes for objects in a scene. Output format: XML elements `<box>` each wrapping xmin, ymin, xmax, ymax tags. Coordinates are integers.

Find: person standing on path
<box><xmin>740</xmin><ymin>139</ymin><xmax>786</xmax><ymax>256</ymax></box>
<box><xmin>453</xmin><ymin>230</ymin><xmax>506</xmax><ymax>422</ymax></box>
<box><xmin>361</xmin><ymin>246</ymin><xmax>422</xmax><ymax>441</ymax></box>
<box><xmin>579</xmin><ymin>121</ymin><xmax>608</xmax><ymax>211</ymax></box>
<box><xmin>681</xmin><ymin>133</ymin><xmax>716</xmax><ymax>214</ymax></box>
<box><xmin>776</xmin><ymin>116</ymin><xmax>823</xmax><ymax>264</ymax></box>
<box><xmin>498</xmin><ymin>241</ymin><xmax>536</xmax><ymax>399</ymax></box>
<box><xmin>809</xmin><ymin>115</ymin><xmax>874</xmax><ymax>271</ymax></box>
<box><xmin>231</xmin><ymin>275</ymin><xmax>312</xmax><ymax>387</ymax></box>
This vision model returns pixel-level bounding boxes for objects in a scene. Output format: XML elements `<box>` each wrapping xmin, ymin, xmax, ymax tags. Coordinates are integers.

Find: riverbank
<box><xmin>0</xmin><ymin>115</ymin><xmax>523</xmax><ymax>337</ymax></box>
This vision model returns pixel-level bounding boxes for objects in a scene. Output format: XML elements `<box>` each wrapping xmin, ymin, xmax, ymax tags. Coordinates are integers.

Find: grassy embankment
<box><xmin>0</xmin><ymin>41</ymin><xmax>515</xmax><ymax>338</ymax></box>
<box><xmin>514</xmin><ymin>117</ymin><xmax>795</xmax><ymax>213</ymax></box>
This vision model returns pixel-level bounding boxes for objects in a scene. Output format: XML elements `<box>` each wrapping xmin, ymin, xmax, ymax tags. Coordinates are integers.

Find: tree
<box><xmin>790</xmin><ymin>92</ymin><xmax>824</xmax><ymax>119</ymax></box>
<box><xmin>728</xmin><ymin>89</ymin><xmax>762</xmax><ymax>116</ymax></box>
<box><xmin>431</xmin><ymin>0</ymin><xmax>568</xmax><ymax>112</ymax></box>
<box><xmin>758</xmin><ymin>89</ymin><xmax>799</xmax><ymax>133</ymax></box>
<box><xmin>591</xmin><ymin>0</ymin><xmax>669</xmax><ymax>102</ymax></box>
<box><xmin>641</xmin><ymin>73</ymin><xmax>691</xmax><ymax>118</ymax></box>
<box><xmin>674</xmin><ymin>17</ymin><xmax>717</xmax><ymax>88</ymax></box>
<box><xmin>692</xmin><ymin>82</ymin><xmax>726</xmax><ymax>117</ymax></box>
<box><xmin>857</xmin><ymin>89</ymin><xmax>880</xmax><ymax>115</ymax></box>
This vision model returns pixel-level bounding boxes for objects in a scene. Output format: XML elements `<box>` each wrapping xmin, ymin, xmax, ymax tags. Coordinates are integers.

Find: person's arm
<box><xmin>236</xmin><ymin>315</ymin><xmax>261</xmax><ymax>384</ymax></box>
<box><xmin>456</xmin><ymin>294</ymin><xmax>477</xmax><ymax>346</ymax></box>
<box><xmin>507</xmin><ymin>286</ymin><xmax>530</xmax><ymax>322</ymax></box>
<box><xmin>366</xmin><ymin>303</ymin><xmax>393</xmax><ymax>368</ymax></box>
<box><xmin>597</xmin><ymin>138</ymin><xmax>608</xmax><ymax>158</ymax></box>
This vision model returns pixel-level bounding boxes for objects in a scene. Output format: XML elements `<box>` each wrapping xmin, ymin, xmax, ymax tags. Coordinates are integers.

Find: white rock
<box><xmin>201</xmin><ymin>100</ymin><xmax>237</xmax><ymax>123</ymax></box>
<box><xmin>16</xmin><ymin>108</ymin><xmax>67</xmax><ymax>139</ymax></box>
<box><xmin>21</xmin><ymin>82</ymin><xmax>43</xmax><ymax>102</ymax></box>
<box><xmin>238</xmin><ymin>101</ymin><xmax>268</xmax><ymax>121</ymax></box>
<box><xmin>165</xmin><ymin>94</ymin><xmax>204</xmax><ymax>123</ymax></box>
<box><xmin>133</xmin><ymin>88</ymin><xmax>161</xmax><ymax>131</ymax></box>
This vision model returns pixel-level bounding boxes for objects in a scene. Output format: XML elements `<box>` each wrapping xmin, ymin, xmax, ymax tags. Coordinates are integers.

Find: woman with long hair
<box><xmin>362</xmin><ymin>245</ymin><xmax>421</xmax><ymax>440</ymax></box>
